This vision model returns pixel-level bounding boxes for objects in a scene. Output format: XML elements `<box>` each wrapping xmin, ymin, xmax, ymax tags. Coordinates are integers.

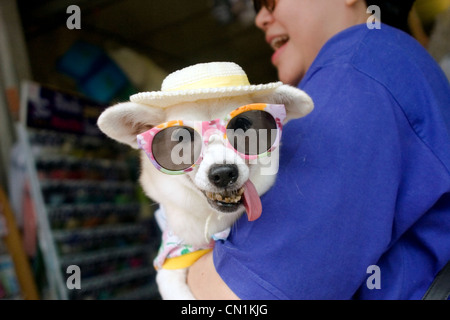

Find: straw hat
<box><xmin>130</xmin><ymin>62</ymin><xmax>282</xmax><ymax>108</ymax></box>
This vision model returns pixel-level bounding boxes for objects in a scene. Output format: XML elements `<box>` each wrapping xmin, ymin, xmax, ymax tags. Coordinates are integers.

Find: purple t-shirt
<box><xmin>214</xmin><ymin>24</ymin><xmax>450</xmax><ymax>299</ymax></box>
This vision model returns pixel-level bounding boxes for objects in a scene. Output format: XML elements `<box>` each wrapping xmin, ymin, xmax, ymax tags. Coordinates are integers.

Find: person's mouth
<box><xmin>268</xmin><ymin>35</ymin><xmax>290</xmax><ymax>64</ymax></box>
<box><xmin>270</xmin><ymin>35</ymin><xmax>289</xmax><ymax>50</ymax></box>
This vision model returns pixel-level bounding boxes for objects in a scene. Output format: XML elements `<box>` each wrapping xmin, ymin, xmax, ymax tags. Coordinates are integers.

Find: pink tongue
<box><xmin>243</xmin><ymin>180</ymin><xmax>262</xmax><ymax>221</ymax></box>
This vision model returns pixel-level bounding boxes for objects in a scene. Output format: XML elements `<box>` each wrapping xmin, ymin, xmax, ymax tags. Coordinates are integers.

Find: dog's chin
<box><xmin>185</xmin><ymin>175</ymin><xmax>246</xmax><ymax>216</ymax></box>
<box><xmin>206</xmin><ymin>198</ymin><xmax>244</xmax><ymax>214</ymax></box>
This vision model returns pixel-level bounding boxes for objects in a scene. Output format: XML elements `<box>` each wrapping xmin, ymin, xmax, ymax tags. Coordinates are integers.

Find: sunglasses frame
<box><xmin>137</xmin><ymin>103</ymin><xmax>286</xmax><ymax>175</ymax></box>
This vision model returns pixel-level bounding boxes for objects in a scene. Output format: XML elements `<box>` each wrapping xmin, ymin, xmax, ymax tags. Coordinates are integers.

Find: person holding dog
<box><xmin>188</xmin><ymin>0</ymin><xmax>450</xmax><ymax>299</ymax></box>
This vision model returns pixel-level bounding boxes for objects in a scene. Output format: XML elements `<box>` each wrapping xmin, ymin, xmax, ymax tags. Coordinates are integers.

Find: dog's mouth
<box><xmin>205</xmin><ymin>187</ymin><xmax>245</xmax><ymax>212</ymax></box>
<box><xmin>203</xmin><ymin>180</ymin><xmax>262</xmax><ymax>221</ymax></box>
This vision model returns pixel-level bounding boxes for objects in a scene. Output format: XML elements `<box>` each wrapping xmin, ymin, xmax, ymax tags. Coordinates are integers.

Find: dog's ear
<box><xmin>97</xmin><ymin>102</ymin><xmax>165</xmax><ymax>149</ymax></box>
<box><xmin>253</xmin><ymin>84</ymin><xmax>314</xmax><ymax>123</ymax></box>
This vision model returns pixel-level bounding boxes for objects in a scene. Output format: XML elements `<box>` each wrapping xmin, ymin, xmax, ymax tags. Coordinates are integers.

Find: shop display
<box><xmin>0</xmin><ymin>217</ymin><xmax>21</xmax><ymax>299</ymax></box>
<box><xmin>0</xmin><ymin>185</ymin><xmax>39</xmax><ymax>300</ymax></box>
<box><xmin>12</xmin><ymin>82</ymin><xmax>161</xmax><ymax>299</ymax></box>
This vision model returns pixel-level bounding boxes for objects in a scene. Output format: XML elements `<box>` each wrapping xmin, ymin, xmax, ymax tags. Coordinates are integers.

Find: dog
<box><xmin>97</xmin><ymin>62</ymin><xmax>313</xmax><ymax>299</ymax></box>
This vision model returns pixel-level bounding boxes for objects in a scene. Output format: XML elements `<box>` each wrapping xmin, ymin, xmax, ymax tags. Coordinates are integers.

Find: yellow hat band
<box><xmin>167</xmin><ymin>74</ymin><xmax>250</xmax><ymax>92</ymax></box>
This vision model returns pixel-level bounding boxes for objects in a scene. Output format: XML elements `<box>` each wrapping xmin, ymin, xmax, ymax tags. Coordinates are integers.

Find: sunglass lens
<box><xmin>253</xmin><ymin>0</ymin><xmax>275</xmax><ymax>13</ymax></box>
<box><xmin>227</xmin><ymin>110</ymin><xmax>277</xmax><ymax>155</ymax></box>
<box><xmin>152</xmin><ymin>126</ymin><xmax>202</xmax><ymax>171</ymax></box>
<box><xmin>253</xmin><ymin>0</ymin><xmax>262</xmax><ymax>12</ymax></box>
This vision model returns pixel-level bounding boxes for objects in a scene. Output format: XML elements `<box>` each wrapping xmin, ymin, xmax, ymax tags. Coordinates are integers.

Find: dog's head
<box><xmin>98</xmin><ymin>84</ymin><xmax>312</xmax><ymax>225</ymax></box>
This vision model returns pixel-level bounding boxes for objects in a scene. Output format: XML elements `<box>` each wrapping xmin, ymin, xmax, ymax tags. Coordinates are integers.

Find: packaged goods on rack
<box><xmin>0</xmin><ymin>254</ymin><xmax>21</xmax><ymax>299</ymax></box>
<box><xmin>0</xmin><ymin>215</ymin><xmax>21</xmax><ymax>299</ymax></box>
<box><xmin>13</xmin><ymin>81</ymin><xmax>161</xmax><ymax>299</ymax></box>
<box><xmin>0</xmin><ymin>191</ymin><xmax>35</xmax><ymax>300</ymax></box>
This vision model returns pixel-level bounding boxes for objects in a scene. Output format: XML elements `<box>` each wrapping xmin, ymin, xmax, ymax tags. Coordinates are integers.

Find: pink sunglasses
<box><xmin>137</xmin><ymin>103</ymin><xmax>286</xmax><ymax>175</ymax></box>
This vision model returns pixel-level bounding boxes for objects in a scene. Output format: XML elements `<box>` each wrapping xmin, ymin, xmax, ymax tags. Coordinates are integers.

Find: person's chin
<box><xmin>277</xmin><ymin>65</ymin><xmax>304</xmax><ymax>86</ymax></box>
<box><xmin>273</xmin><ymin>50</ymin><xmax>305</xmax><ymax>85</ymax></box>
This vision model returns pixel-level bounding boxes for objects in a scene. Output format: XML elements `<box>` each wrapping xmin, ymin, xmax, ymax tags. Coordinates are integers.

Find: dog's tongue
<box><xmin>243</xmin><ymin>180</ymin><xmax>262</xmax><ymax>221</ymax></box>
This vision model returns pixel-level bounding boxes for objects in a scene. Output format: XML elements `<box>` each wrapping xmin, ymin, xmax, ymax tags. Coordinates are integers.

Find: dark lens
<box><xmin>267</xmin><ymin>0</ymin><xmax>275</xmax><ymax>12</ymax></box>
<box><xmin>253</xmin><ymin>0</ymin><xmax>262</xmax><ymax>12</ymax></box>
<box><xmin>227</xmin><ymin>110</ymin><xmax>277</xmax><ymax>155</ymax></box>
<box><xmin>152</xmin><ymin>126</ymin><xmax>202</xmax><ymax>171</ymax></box>
<box><xmin>253</xmin><ymin>0</ymin><xmax>275</xmax><ymax>13</ymax></box>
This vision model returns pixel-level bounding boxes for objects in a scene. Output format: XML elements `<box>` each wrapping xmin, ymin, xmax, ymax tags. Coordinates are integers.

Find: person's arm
<box><xmin>187</xmin><ymin>251</ymin><xmax>239</xmax><ymax>300</ymax></box>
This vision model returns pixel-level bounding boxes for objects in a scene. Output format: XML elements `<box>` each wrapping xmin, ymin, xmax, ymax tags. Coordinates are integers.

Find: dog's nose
<box><xmin>208</xmin><ymin>164</ymin><xmax>239</xmax><ymax>188</ymax></box>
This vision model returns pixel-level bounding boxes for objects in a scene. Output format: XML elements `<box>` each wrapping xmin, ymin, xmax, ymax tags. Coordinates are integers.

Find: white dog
<box><xmin>97</xmin><ymin>62</ymin><xmax>313</xmax><ymax>299</ymax></box>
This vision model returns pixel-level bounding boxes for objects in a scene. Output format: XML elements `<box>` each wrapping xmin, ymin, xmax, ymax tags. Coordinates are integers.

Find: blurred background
<box><xmin>0</xmin><ymin>0</ymin><xmax>448</xmax><ymax>300</ymax></box>
<box><xmin>19</xmin><ymin>0</ymin><xmax>277</xmax><ymax>96</ymax></box>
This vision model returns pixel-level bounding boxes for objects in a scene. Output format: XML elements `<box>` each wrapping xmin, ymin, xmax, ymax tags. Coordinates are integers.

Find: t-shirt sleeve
<box><xmin>213</xmin><ymin>64</ymin><xmax>450</xmax><ymax>299</ymax></box>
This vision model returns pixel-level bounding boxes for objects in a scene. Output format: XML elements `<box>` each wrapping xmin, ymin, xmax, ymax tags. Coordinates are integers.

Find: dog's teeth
<box><xmin>226</xmin><ymin>195</ymin><xmax>241</xmax><ymax>203</ymax></box>
<box><xmin>205</xmin><ymin>188</ymin><xmax>244</xmax><ymax>203</ymax></box>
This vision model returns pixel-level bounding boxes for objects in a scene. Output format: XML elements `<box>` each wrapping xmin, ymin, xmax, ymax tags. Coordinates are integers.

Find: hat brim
<box><xmin>130</xmin><ymin>82</ymin><xmax>283</xmax><ymax>108</ymax></box>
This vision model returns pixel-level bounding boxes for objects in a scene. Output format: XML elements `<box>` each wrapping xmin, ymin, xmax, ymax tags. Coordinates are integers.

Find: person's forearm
<box><xmin>187</xmin><ymin>251</ymin><xmax>240</xmax><ymax>300</ymax></box>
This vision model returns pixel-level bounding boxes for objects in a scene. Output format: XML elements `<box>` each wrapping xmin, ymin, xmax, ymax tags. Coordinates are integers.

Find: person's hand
<box><xmin>187</xmin><ymin>251</ymin><xmax>240</xmax><ymax>300</ymax></box>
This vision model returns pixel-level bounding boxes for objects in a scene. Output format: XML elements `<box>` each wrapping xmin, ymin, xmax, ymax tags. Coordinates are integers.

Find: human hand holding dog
<box><xmin>187</xmin><ymin>251</ymin><xmax>239</xmax><ymax>300</ymax></box>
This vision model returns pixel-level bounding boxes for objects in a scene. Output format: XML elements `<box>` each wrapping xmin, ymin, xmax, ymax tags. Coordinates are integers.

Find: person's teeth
<box><xmin>271</xmin><ymin>35</ymin><xmax>289</xmax><ymax>50</ymax></box>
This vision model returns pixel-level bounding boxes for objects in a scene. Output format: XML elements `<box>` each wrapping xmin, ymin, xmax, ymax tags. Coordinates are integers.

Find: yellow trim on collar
<box><xmin>161</xmin><ymin>248</ymin><xmax>213</xmax><ymax>270</ymax></box>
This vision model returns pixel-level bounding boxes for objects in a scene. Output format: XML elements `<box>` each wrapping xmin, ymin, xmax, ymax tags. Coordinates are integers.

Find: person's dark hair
<box><xmin>365</xmin><ymin>0</ymin><xmax>416</xmax><ymax>33</ymax></box>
